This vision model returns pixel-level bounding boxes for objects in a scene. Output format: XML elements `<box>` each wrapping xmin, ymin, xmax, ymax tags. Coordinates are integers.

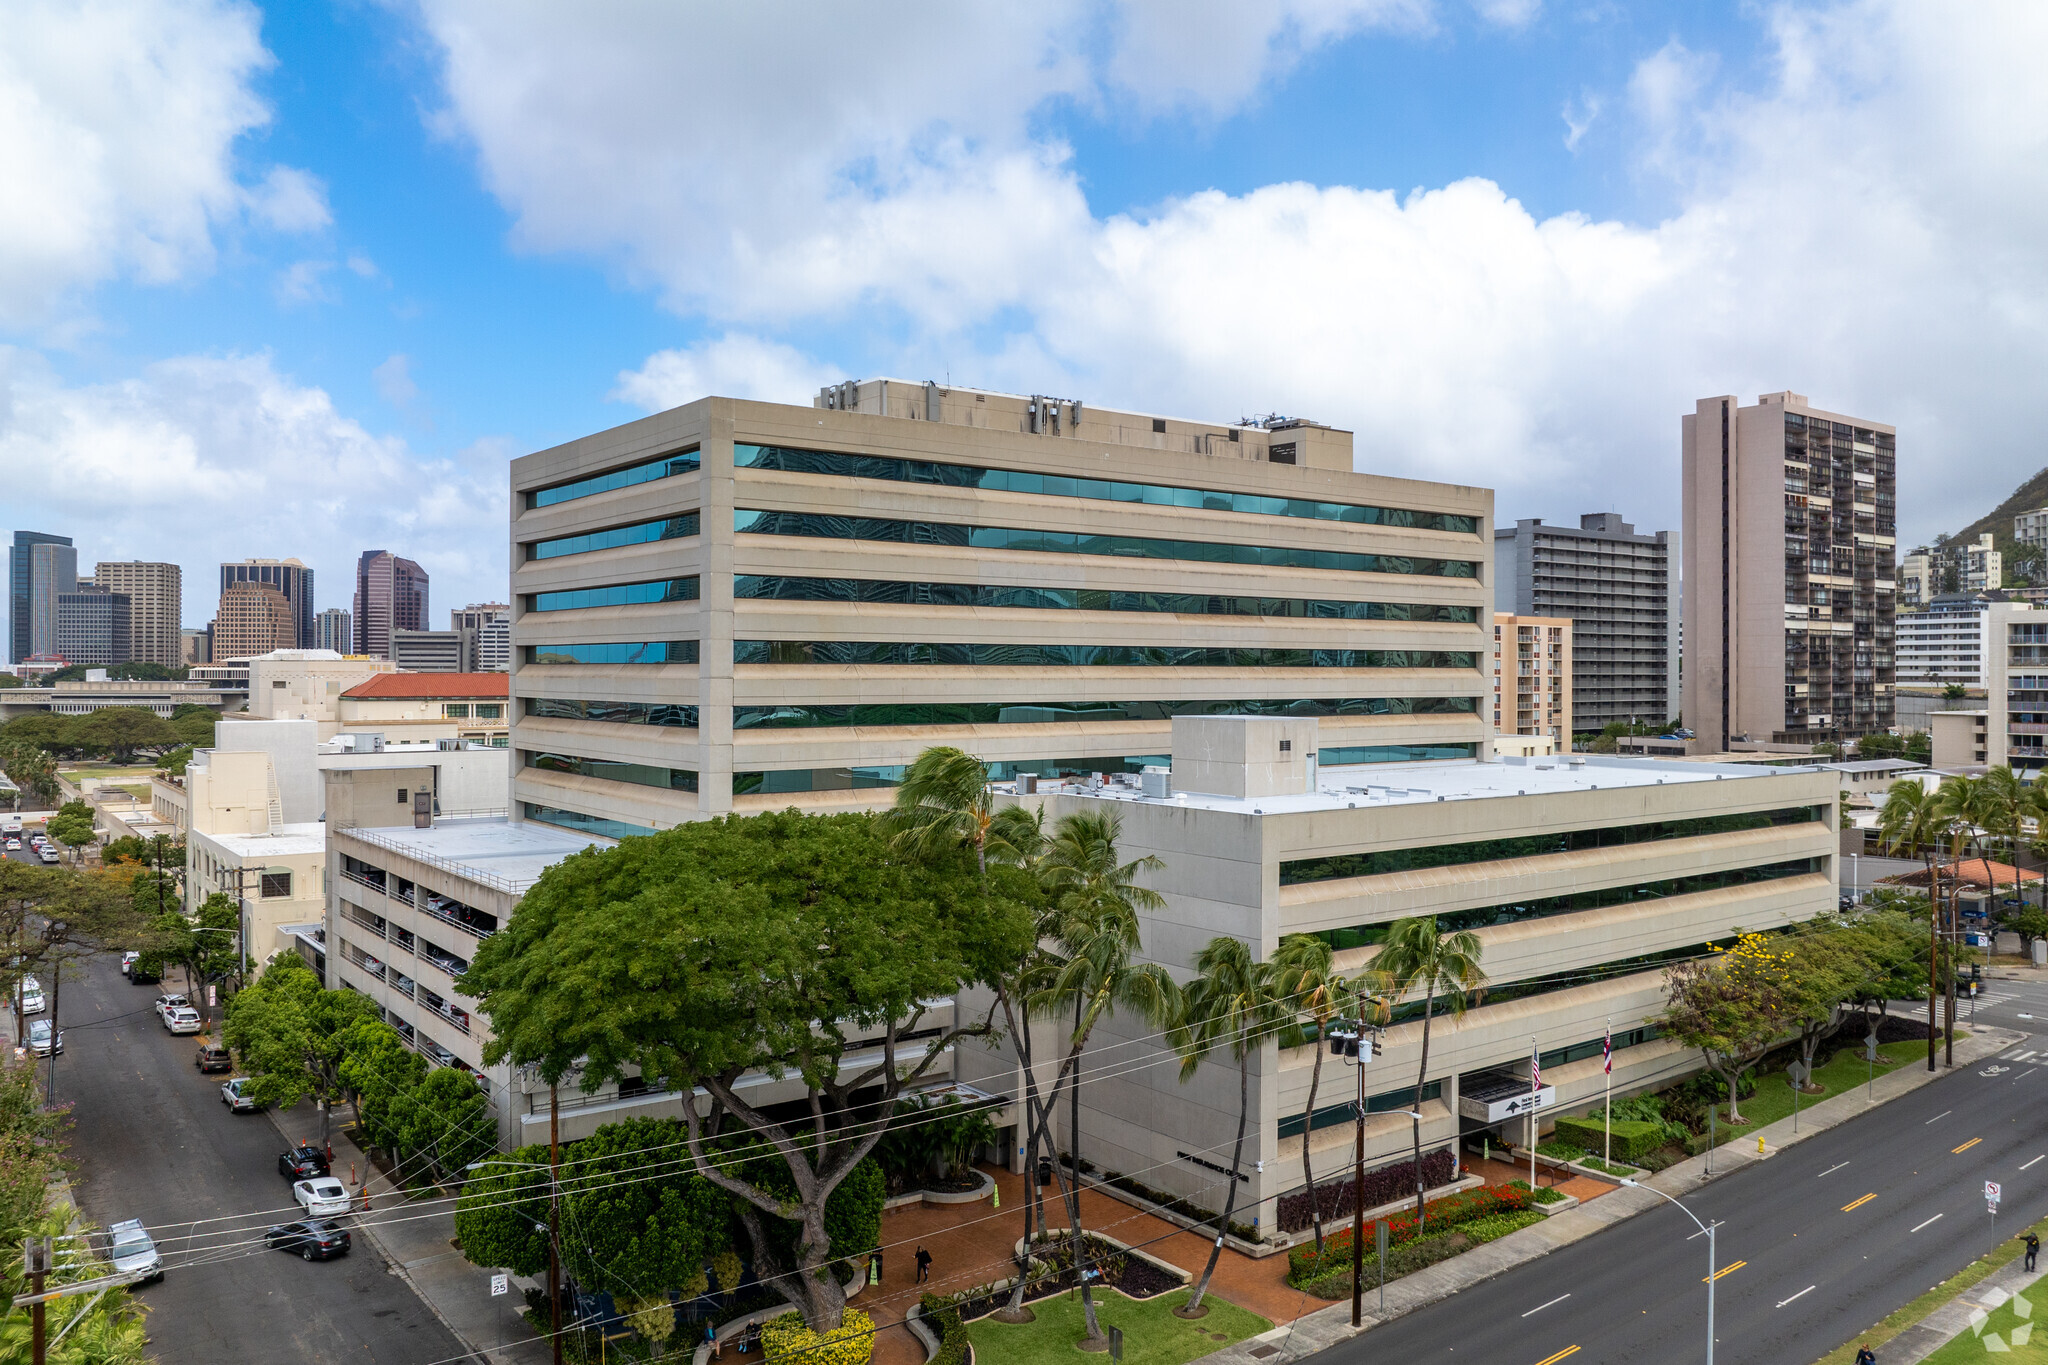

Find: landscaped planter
<box><xmin>883</xmin><ymin>1168</ymin><xmax>997</xmax><ymax>1210</ymax></box>
<box><xmin>1536</xmin><ymin>1193</ymin><xmax>1580</xmax><ymax>1216</ymax></box>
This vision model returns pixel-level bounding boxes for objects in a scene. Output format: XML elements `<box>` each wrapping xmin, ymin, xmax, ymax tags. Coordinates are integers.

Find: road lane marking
<box><xmin>1532</xmin><ymin>1348</ymin><xmax>1580</xmax><ymax>1365</ymax></box>
<box><xmin>1927</xmin><ymin>1111</ymin><xmax>1954</xmax><ymax>1125</ymax></box>
<box><xmin>1522</xmin><ymin>1294</ymin><xmax>1571</xmax><ymax>1317</ymax></box>
<box><xmin>1954</xmin><ymin>1138</ymin><xmax>1983</xmax><ymax>1154</ymax></box>
<box><xmin>1843</xmin><ymin>1194</ymin><xmax>1878</xmax><ymax>1212</ymax></box>
<box><xmin>1705</xmin><ymin>1261</ymin><xmax>1747</xmax><ymax>1283</ymax></box>
<box><xmin>2019</xmin><ymin>1051</ymin><xmax>2042</xmax><ymax>1062</ymax></box>
<box><xmin>1778</xmin><ymin>1285</ymin><xmax>1817</xmax><ymax>1308</ymax></box>
<box><xmin>2024</xmin><ymin>1156</ymin><xmax>2047</xmax><ymax>1170</ymax></box>
<box><xmin>1819</xmin><ymin>1162</ymin><xmax>1850</xmax><ymax>1177</ymax></box>
<box><xmin>1912</xmin><ymin>1214</ymin><xmax>1945</xmax><ymax>1232</ymax></box>
<box><xmin>2024</xmin><ymin>1070</ymin><xmax>2040</xmax><ymax>1081</ymax></box>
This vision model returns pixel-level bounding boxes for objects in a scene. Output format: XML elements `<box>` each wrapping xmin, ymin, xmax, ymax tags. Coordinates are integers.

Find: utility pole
<box><xmin>550</xmin><ymin>1082</ymin><xmax>562</xmax><ymax>1365</ymax></box>
<box><xmin>1349</xmin><ymin>1034</ymin><xmax>1365</xmax><ymax>1327</ymax></box>
<box><xmin>26</xmin><ymin>1235</ymin><xmax>49</xmax><ymax>1365</ymax></box>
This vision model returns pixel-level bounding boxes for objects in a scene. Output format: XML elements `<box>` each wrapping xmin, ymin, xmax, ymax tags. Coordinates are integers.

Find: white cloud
<box><xmin>614</xmin><ymin>335</ymin><xmax>840</xmax><ymax>413</ymax></box>
<box><xmin>245</xmin><ymin>165</ymin><xmax>331</xmax><ymax>233</ymax></box>
<box><xmin>346</xmin><ymin>254</ymin><xmax>381</xmax><ymax>280</ymax></box>
<box><xmin>0</xmin><ymin>348</ymin><xmax>506</xmax><ymax>628</ymax></box>
<box><xmin>1471</xmin><ymin>0</ymin><xmax>1540</xmax><ymax>27</ymax></box>
<box><xmin>427</xmin><ymin>0</ymin><xmax>2048</xmax><ymax>546</ymax></box>
<box><xmin>1561</xmin><ymin>91</ymin><xmax>1600</xmax><ymax>150</ymax></box>
<box><xmin>273</xmin><ymin>259</ymin><xmax>335</xmax><ymax>306</ymax></box>
<box><xmin>0</xmin><ymin>0</ymin><xmax>287</xmax><ymax>327</ymax></box>
<box><xmin>373</xmin><ymin>353</ymin><xmax>419</xmax><ymax>407</ymax></box>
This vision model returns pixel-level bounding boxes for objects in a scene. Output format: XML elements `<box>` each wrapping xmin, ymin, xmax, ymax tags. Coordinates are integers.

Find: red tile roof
<box><xmin>340</xmin><ymin>672</ymin><xmax>510</xmax><ymax>700</ymax></box>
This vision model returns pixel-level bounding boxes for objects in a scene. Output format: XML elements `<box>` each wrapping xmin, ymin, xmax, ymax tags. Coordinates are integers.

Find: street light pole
<box><xmin>1623</xmin><ymin>1179</ymin><xmax>1713</xmax><ymax>1365</ymax></box>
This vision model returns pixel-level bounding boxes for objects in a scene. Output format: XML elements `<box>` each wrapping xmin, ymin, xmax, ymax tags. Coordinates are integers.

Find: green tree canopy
<box><xmin>456</xmin><ymin>1144</ymin><xmax>552</xmax><ymax>1275</ymax></box>
<box><xmin>223</xmin><ymin>953</ymin><xmax>380</xmax><ymax>1135</ymax></box>
<box><xmin>462</xmin><ymin>808</ymin><xmax>1033</xmax><ymax>1332</ymax></box>
<box><xmin>74</xmin><ymin>707</ymin><xmax>179</xmax><ymax>763</ymax></box>
<box><xmin>169</xmin><ymin>709</ymin><xmax>217</xmax><ymax>748</ymax></box>
<box><xmin>1658</xmin><ymin>932</ymin><xmax>1792</xmax><ymax>1122</ymax></box>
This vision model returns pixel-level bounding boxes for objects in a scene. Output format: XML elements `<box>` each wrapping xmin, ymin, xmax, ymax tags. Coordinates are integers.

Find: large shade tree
<box><xmin>460</xmin><ymin>809</ymin><xmax>1033</xmax><ymax>1333</ymax></box>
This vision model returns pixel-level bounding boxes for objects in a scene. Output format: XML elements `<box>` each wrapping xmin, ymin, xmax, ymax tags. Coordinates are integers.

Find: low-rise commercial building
<box><xmin>392</xmin><ymin>629</ymin><xmax>479</xmax><ymax>673</ymax></box>
<box><xmin>337</xmin><ymin>673</ymin><xmax>509</xmax><ymax>749</ymax></box>
<box><xmin>245</xmin><ymin>649</ymin><xmax>398</xmax><ymax>736</ymax></box>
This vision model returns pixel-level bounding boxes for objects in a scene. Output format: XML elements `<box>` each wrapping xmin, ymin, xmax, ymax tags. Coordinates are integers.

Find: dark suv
<box><xmin>278</xmin><ymin>1144</ymin><xmax>330</xmax><ymax>1180</ymax></box>
<box><xmin>194</xmin><ymin>1043</ymin><xmax>231</xmax><ymax>1074</ymax></box>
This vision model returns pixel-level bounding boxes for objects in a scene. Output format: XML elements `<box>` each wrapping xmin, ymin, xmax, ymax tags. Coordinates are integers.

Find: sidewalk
<box><xmin>1194</xmin><ymin>1024</ymin><xmax>2028</xmax><ymax>1364</ymax></box>
<box><xmin>265</xmin><ymin>1103</ymin><xmax>547</xmax><ymax>1365</ymax></box>
<box><xmin>1878</xmin><ymin>1253</ymin><xmax>2047</xmax><ymax>1365</ymax></box>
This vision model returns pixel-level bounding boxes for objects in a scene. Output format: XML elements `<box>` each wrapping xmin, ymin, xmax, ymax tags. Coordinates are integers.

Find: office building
<box><xmin>1494</xmin><ymin>514</ymin><xmax>1674</xmax><ymax>732</ymax></box>
<box><xmin>952</xmin><ymin>715</ymin><xmax>1836</xmax><ymax>1219</ymax></box>
<box><xmin>337</xmin><ymin>672</ymin><xmax>509</xmax><ymax>748</ymax></box>
<box><xmin>477</xmin><ymin>616</ymin><xmax>510</xmax><ymax>672</ymax></box>
<box><xmin>90</xmin><ymin>562</ymin><xmax>181</xmax><ymax>667</ymax></box>
<box><xmin>220</xmin><ymin>559</ymin><xmax>316</xmax><ymax>648</ymax></box>
<box><xmin>243</xmin><ymin>649</ymin><xmax>398</xmax><ymax>736</ymax></box>
<box><xmin>1954</xmin><ymin>534</ymin><xmax>2002</xmax><ymax>594</ymax></box>
<box><xmin>1930</xmin><ymin>601</ymin><xmax>2048</xmax><ymax>774</ymax></box>
<box><xmin>181</xmin><ymin>628</ymin><xmax>211</xmax><ymax>666</ymax></box>
<box><xmin>10</xmin><ymin>535</ymin><xmax>78</xmax><ymax>664</ymax></box>
<box><xmin>313</xmin><ymin>607</ymin><xmax>353</xmax><ymax>654</ymax></box>
<box><xmin>211</xmin><ymin>582</ymin><xmax>299</xmax><ymax>661</ymax></box>
<box><xmin>354</xmin><ymin>551</ymin><xmax>429</xmax><ymax>658</ymax></box>
<box><xmin>392</xmin><ymin>629</ymin><xmax>478</xmax><ymax>673</ymax></box>
<box><xmin>1682</xmin><ymin>392</ymin><xmax>1897</xmax><ymax>750</ymax></box>
<box><xmin>508</xmin><ymin>379</ymin><xmax>1491</xmax><ymax>839</ymax></box>
<box><xmin>55</xmin><ymin>585</ymin><xmax>131</xmax><ymax>666</ymax></box>
<box><xmin>1490</xmin><ymin>614</ymin><xmax>1572</xmax><ymax>746</ymax></box>
<box><xmin>452</xmin><ymin>603</ymin><xmax>510</xmax><ymax>633</ymax></box>
<box><xmin>1896</xmin><ymin>592</ymin><xmax>2003</xmax><ymax>688</ymax></box>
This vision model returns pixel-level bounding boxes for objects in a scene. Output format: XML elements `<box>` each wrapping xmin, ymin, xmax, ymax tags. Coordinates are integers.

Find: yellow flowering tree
<box><xmin>1658</xmin><ymin>933</ymin><xmax>1794</xmax><ymax>1124</ymax></box>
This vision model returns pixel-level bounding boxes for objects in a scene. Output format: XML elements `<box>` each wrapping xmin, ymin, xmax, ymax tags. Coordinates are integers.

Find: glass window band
<box><xmin>733</xmin><ymin>510</ymin><xmax>1480</xmax><ymax>579</ymax></box>
<box><xmin>527</xmin><ymin>577</ymin><xmax>700</xmax><ymax>612</ymax></box>
<box><xmin>733</xmin><ymin>698</ymin><xmax>1476</xmax><ymax>730</ymax></box>
<box><xmin>524</xmin><ymin>641</ymin><xmax>698</xmax><ymax>666</ymax></box>
<box><xmin>735</xmin><ymin>442</ymin><xmax>1479</xmax><ymax>534</ymax></box>
<box><xmin>734</xmin><ymin>575</ymin><xmax>1477</xmax><ymax>623</ymax></box>
<box><xmin>526</xmin><ymin>512</ymin><xmax>699</xmax><ymax>561</ymax></box>
<box><xmin>524</xmin><ymin>698</ymin><xmax>699</xmax><ymax>729</ymax></box>
<box><xmin>523</xmin><ymin>751</ymin><xmax>699</xmax><ymax>793</ymax></box>
<box><xmin>521</xmin><ymin>803</ymin><xmax>643</xmax><ymax>841</ymax></box>
<box><xmin>527</xmin><ymin>449</ymin><xmax>699</xmax><ymax>509</ymax></box>
<box><xmin>733</xmin><ymin>640</ymin><xmax>1479</xmax><ymax>669</ymax></box>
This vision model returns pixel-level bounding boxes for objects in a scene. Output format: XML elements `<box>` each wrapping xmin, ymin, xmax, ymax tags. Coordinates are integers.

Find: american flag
<box><xmin>1531</xmin><ymin>1039</ymin><xmax>1541</xmax><ymax>1091</ymax></box>
<box><xmin>1603</xmin><ymin>1024</ymin><xmax>1613</xmax><ymax>1076</ymax></box>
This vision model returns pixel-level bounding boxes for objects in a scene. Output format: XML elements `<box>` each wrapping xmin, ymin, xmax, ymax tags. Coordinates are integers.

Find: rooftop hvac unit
<box><xmin>1140</xmin><ymin>769</ymin><xmax>1171</xmax><ymax>799</ymax></box>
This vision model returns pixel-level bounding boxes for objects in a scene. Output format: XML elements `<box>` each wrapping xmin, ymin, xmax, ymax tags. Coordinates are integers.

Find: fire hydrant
<box><xmin>1758</xmin><ymin>1135</ymin><xmax>1767</xmax><ymax>1155</ymax></box>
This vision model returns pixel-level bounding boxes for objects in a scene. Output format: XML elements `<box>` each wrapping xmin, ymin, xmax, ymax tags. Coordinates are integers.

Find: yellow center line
<box><xmin>1533</xmin><ymin>1349</ymin><xmax>1581</xmax><ymax>1365</ymax></box>
<box><xmin>1842</xmin><ymin>1193</ymin><xmax>1878</xmax><ymax>1212</ymax></box>
<box><xmin>1705</xmin><ymin>1260</ymin><xmax>1748</xmax><ymax>1282</ymax></box>
<box><xmin>1953</xmin><ymin>1138</ymin><xmax>1983</xmax><ymax>1154</ymax></box>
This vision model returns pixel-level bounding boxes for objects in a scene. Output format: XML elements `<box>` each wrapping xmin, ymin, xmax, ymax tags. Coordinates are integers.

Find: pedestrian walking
<box><xmin>915</xmin><ymin>1245</ymin><xmax>933</xmax><ymax>1284</ymax></box>
<box><xmin>2026</xmin><ymin>1232</ymin><xmax>2040</xmax><ymax>1272</ymax></box>
<box><xmin>1855</xmin><ymin>1345</ymin><xmax>1876</xmax><ymax>1365</ymax></box>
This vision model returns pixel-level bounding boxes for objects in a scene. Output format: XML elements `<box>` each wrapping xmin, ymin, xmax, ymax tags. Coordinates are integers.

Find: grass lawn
<box><xmin>1923</xmin><ymin>1288</ymin><xmax>2048</xmax><ymax>1363</ymax></box>
<box><xmin>1702</xmin><ymin>1038</ymin><xmax>1951</xmax><ymax>1144</ymax></box>
<box><xmin>964</xmin><ymin>1288</ymin><xmax>1270</xmax><ymax>1365</ymax></box>
<box><xmin>60</xmin><ymin>763</ymin><xmax>156</xmax><ymax>780</ymax></box>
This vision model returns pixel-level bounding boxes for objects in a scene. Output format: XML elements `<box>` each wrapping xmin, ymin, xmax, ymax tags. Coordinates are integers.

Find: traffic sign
<box><xmin>1987</xmin><ymin>1182</ymin><xmax>2003</xmax><ymax>1205</ymax></box>
<box><xmin>491</xmin><ymin>1273</ymin><xmax>509</xmax><ymax>1297</ymax></box>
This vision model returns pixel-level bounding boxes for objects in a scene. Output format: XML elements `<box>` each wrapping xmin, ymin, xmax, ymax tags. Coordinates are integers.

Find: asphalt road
<box><xmin>1309</xmin><ymin>1025</ymin><xmax>2048</xmax><ymax>1365</ymax></box>
<box><xmin>12</xmin><ymin>839</ymin><xmax>468</xmax><ymax>1365</ymax></box>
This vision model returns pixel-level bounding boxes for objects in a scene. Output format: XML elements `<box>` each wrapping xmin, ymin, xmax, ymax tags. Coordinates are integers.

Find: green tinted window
<box><xmin>524</xmin><ymin>641</ymin><xmax>697</xmax><ymax>665</ymax></box>
<box><xmin>528</xmin><ymin>578</ymin><xmax>699</xmax><ymax>611</ymax></box>
<box><xmin>524</xmin><ymin>698</ymin><xmax>699</xmax><ymax>728</ymax></box>
<box><xmin>526</xmin><ymin>513</ymin><xmax>699</xmax><ymax>561</ymax></box>
<box><xmin>521</xmin><ymin>803</ymin><xmax>647</xmax><ymax>840</ymax></box>
<box><xmin>733</xmin><ymin>575</ymin><xmax>1476</xmax><ymax>622</ymax></box>
<box><xmin>528</xmin><ymin>449</ymin><xmax>699</xmax><ymax>508</ymax></box>
<box><xmin>523</xmin><ymin>751</ymin><xmax>698</xmax><ymax>792</ymax></box>
<box><xmin>733</xmin><ymin>640</ymin><xmax>1478</xmax><ymax>669</ymax></box>
<box><xmin>733</xmin><ymin>698</ymin><xmax>1475</xmax><ymax>729</ymax></box>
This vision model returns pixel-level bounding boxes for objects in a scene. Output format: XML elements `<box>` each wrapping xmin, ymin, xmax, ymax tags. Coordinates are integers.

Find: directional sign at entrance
<box><xmin>1459</xmin><ymin>1086</ymin><xmax>1558</xmax><ymax>1123</ymax></box>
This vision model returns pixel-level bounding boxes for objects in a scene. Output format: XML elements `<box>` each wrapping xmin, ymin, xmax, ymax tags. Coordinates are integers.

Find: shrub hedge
<box><xmin>760</xmin><ymin>1309</ymin><xmax>875</xmax><ymax>1365</ymax></box>
<box><xmin>1302</xmin><ymin>1208</ymin><xmax>1544</xmax><ymax>1298</ymax></box>
<box><xmin>919</xmin><ymin>1294</ymin><xmax>969</xmax><ymax>1365</ymax></box>
<box><xmin>1275</xmin><ymin>1149</ymin><xmax>1458</xmax><ymax>1233</ymax></box>
<box><xmin>1552</xmin><ymin>1116</ymin><xmax>1664</xmax><ymax>1163</ymax></box>
<box><xmin>1287</xmin><ymin>1183</ymin><xmax>1530</xmax><ymax>1284</ymax></box>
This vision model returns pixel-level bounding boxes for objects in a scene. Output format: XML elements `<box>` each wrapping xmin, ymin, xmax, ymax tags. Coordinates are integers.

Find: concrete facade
<box><xmin>1682</xmin><ymin>392</ymin><xmax>1897</xmax><ymax>751</ymax></box>
<box><xmin>245</xmin><ymin>649</ymin><xmax>398</xmax><ymax>737</ymax></box>
<box><xmin>953</xmin><ymin>715</ymin><xmax>1838</xmax><ymax>1229</ymax></box>
<box><xmin>1493</xmin><ymin>514</ymin><xmax>1674</xmax><ymax>731</ymax></box>
<box><xmin>392</xmin><ymin>629</ymin><xmax>479</xmax><ymax>673</ymax></box>
<box><xmin>92</xmin><ymin>561</ymin><xmax>181</xmax><ymax>667</ymax></box>
<box><xmin>1929</xmin><ymin>601</ymin><xmax>2047</xmax><ymax>774</ymax></box>
<box><xmin>1896</xmin><ymin>592</ymin><xmax>2002</xmax><ymax>687</ymax></box>
<box><xmin>1491</xmin><ymin>614</ymin><xmax>1572</xmax><ymax>745</ymax></box>
<box><xmin>55</xmin><ymin>586</ymin><xmax>130</xmax><ymax>666</ymax></box>
<box><xmin>336</xmin><ymin>673</ymin><xmax>510</xmax><ymax>750</ymax></box>
<box><xmin>220</xmin><ymin>559</ymin><xmax>316</xmax><ymax>649</ymax></box>
<box><xmin>507</xmin><ymin>380</ymin><xmax>1492</xmax><ymax>838</ymax></box>
<box><xmin>212</xmin><ymin>582</ymin><xmax>298</xmax><ymax>661</ymax></box>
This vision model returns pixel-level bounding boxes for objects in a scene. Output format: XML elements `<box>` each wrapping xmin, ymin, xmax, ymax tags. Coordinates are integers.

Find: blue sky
<box><xmin>3</xmin><ymin>0</ymin><xmax>2043</xmax><ymax>627</ymax></box>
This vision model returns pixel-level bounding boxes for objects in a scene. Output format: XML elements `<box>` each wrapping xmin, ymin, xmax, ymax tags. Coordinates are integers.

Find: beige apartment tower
<box><xmin>508</xmin><ymin>380</ymin><xmax>1493</xmax><ymax>837</ymax></box>
<box><xmin>91</xmin><ymin>561</ymin><xmax>181</xmax><ymax>667</ymax></box>
<box><xmin>1683</xmin><ymin>392</ymin><xmax>1897</xmax><ymax>750</ymax></box>
<box><xmin>1491</xmin><ymin>614</ymin><xmax>1572</xmax><ymax>746</ymax></box>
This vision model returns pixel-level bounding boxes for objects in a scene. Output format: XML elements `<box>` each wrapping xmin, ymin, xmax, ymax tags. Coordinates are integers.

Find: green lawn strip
<box><xmin>1809</xmin><ymin>1213</ymin><xmax>2048</xmax><ymax>1365</ymax></box>
<box><xmin>963</xmin><ymin>1287</ymin><xmax>1270</xmax><ymax>1365</ymax></box>
<box><xmin>1301</xmin><ymin>1209</ymin><xmax>1547</xmax><ymax>1299</ymax></box>
<box><xmin>1921</xmin><ymin>1288</ymin><xmax>2048</xmax><ymax>1363</ymax></box>
<box><xmin>1704</xmin><ymin>1039</ymin><xmax>1935</xmax><ymax>1144</ymax></box>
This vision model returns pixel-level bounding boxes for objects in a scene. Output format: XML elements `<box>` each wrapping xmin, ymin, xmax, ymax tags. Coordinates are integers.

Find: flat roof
<box><xmin>1001</xmin><ymin>754</ymin><xmax>1820</xmax><ymax>817</ymax></box>
<box><xmin>203</xmin><ymin>822</ymin><xmax>327</xmax><ymax>858</ymax></box>
<box><xmin>340</xmin><ymin>817</ymin><xmax>609</xmax><ymax>892</ymax></box>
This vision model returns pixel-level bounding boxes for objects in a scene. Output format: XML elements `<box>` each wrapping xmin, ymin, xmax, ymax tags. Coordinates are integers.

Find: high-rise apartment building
<box><xmin>1493</xmin><ymin>514</ymin><xmax>1674</xmax><ymax>732</ymax></box>
<box><xmin>55</xmin><ymin>586</ymin><xmax>131</xmax><ymax>666</ymax></box>
<box><xmin>1490</xmin><ymin>614</ymin><xmax>1572</xmax><ymax>745</ymax></box>
<box><xmin>1896</xmin><ymin>592</ymin><xmax>2001</xmax><ymax>688</ymax></box>
<box><xmin>8</xmin><ymin>532</ymin><xmax>73</xmax><ymax>665</ymax></box>
<box><xmin>2016</xmin><ymin>509</ymin><xmax>2048</xmax><ymax>559</ymax></box>
<box><xmin>93</xmin><ymin>561</ymin><xmax>181</xmax><ymax>667</ymax></box>
<box><xmin>313</xmin><ymin>607</ymin><xmax>353</xmax><ymax>654</ymax></box>
<box><xmin>1682</xmin><ymin>392</ymin><xmax>1897</xmax><ymax>750</ymax></box>
<box><xmin>509</xmin><ymin>380</ymin><xmax>1491</xmax><ymax>838</ymax></box>
<box><xmin>354</xmin><ymin>551</ymin><xmax>429</xmax><ymax>659</ymax></box>
<box><xmin>220</xmin><ymin>559</ymin><xmax>316</xmax><ymax>647</ymax></box>
<box><xmin>211</xmin><ymin>581</ymin><xmax>299</xmax><ymax>660</ymax></box>
<box><xmin>1930</xmin><ymin>602</ymin><xmax>2046</xmax><ymax>773</ymax></box>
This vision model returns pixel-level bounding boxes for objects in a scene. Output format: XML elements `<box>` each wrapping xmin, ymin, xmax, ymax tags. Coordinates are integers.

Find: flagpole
<box><xmin>1604</xmin><ymin>1017</ymin><xmax>1612</xmax><ymax>1168</ymax></box>
<box><xmin>1530</xmin><ymin>1035</ymin><xmax>1539</xmax><ymax>1189</ymax></box>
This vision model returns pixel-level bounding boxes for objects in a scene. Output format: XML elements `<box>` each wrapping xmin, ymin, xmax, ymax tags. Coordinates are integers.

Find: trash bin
<box><xmin>2035</xmin><ymin>937</ymin><xmax>2046</xmax><ymax>967</ymax></box>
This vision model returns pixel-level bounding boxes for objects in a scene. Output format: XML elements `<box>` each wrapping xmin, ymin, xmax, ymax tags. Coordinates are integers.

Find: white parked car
<box><xmin>109</xmin><ymin>1220</ymin><xmax>162</xmax><ymax>1282</ymax></box>
<box><xmin>37</xmin><ymin>849</ymin><xmax>57</xmax><ymax>865</ymax></box>
<box><xmin>162</xmin><ymin>1007</ymin><xmax>202</xmax><ymax>1035</ymax></box>
<box><xmin>153</xmin><ymin>994</ymin><xmax>190</xmax><ymax>1021</ymax></box>
<box><xmin>18</xmin><ymin>988</ymin><xmax>43</xmax><ymax>1016</ymax></box>
<box><xmin>119</xmin><ymin>952</ymin><xmax>140</xmax><ymax>977</ymax></box>
<box><xmin>26</xmin><ymin>1020</ymin><xmax>61</xmax><ymax>1056</ymax></box>
<box><xmin>293</xmin><ymin>1178</ymin><xmax>351</xmax><ymax>1218</ymax></box>
<box><xmin>220</xmin><ymin>1077</ymin><xmax>262</xmax><ymax>1112</ymax></box>
<box><xmin>3</xmin><ymin>838</ymin><xmax>18</xmax><ymax>851</ymax></box>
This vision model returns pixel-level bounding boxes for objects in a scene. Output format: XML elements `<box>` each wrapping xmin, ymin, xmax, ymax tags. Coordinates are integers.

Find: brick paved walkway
<box><xmin>1461</xmin><ymin>1153</ymin><xmax>1618</xmax><ymax>1205</ymax></box>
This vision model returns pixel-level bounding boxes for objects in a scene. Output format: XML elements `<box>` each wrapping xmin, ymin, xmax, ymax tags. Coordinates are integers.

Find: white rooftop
<box><xmin>340</xmin><ymin>817</ymin><xmax>610</xmax><ymax>891</ymax></box>
<box><xmin>203</xmin><ymin>821</ymin><xmax>327</xmax><ymax>858</ymax></box>
<box><xmin>1000</xmin><ymin>754</ymin><xmax>1818</xmax><ymax>817</ymax></box>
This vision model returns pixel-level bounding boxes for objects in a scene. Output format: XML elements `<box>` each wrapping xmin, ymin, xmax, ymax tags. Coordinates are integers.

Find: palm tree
<box><xmin>1931</xmin><ymin>775</ymin><xmax>1985</xmax><ymax>1067</ymax></box>
<box><xmin>883</xmin><ymin>746</ymin><xmax>998</xmax><ymax>875</ymax></box>
<box><xmin>1171</xmin><ymin>936</ymin><xmax>1292</xmax><ymax>1317</ymax></box>
<box><xmin>1370</xmin><ymin>916</ymin><xmax>1487</xmax><ymax>1223</ymax></box>
<box><xmin>1975</xmin><ymin>767</ymin><xmax>2027</xmax><ymax>921</ymax></box>
<box><xmin>1877</xmin><ymin>777</ymin><xmax>1947</xmax><ymax>1072</ymax></box>
<box><xmin>1031</xmin><ymin>811</ymin><xmax>1177</xmax><ymax>1345</ymax></box>
<box><xmin>1269</xmin><ymin>933</ymin><xmax>1348</xmax><ymax>1258</ymax></box>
